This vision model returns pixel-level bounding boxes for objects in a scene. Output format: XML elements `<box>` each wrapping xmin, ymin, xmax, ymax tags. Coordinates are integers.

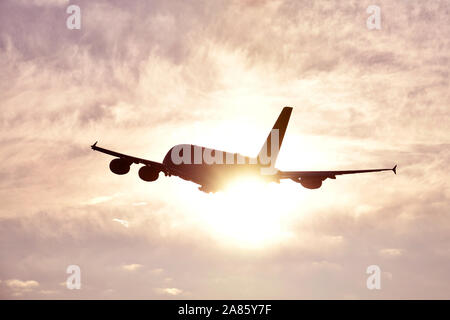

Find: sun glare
<box><xmin>176</xmin><ymin>176</ymin><xmax>307</xmax><ymax>249</ymax></box>
<box><xmin>138</xmin><ymin>109</ymin><xmax>327</xmax><ymax>249</ymax></box>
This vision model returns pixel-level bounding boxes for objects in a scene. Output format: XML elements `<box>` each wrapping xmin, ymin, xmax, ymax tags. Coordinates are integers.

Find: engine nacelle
<box><xmin>138</xmin><ymin>166</ymin><xmax>159</xmax><ymax>182</ymax></box>
<box><xmin>109</xmin><ymin>158</ymin><xmax>130</xmax><ymax>175</ymax></box>
<box><xmin>300</xmin><ymin>179</ymin><xmax>322</xmax><ymax>189</ymax></box>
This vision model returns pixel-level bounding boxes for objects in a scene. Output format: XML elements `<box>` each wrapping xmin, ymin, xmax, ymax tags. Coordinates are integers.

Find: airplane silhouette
<box><xmin>92</xmin><ymin>107</ymin><xmax>396</xmax><ymax>193</ymax></box>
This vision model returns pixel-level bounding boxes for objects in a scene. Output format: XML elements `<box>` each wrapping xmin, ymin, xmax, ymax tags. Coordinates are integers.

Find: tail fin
<box><xmin>257</xmin><ymin>106</ymin><xmax>293</xmax><ymax>166</ymax></box>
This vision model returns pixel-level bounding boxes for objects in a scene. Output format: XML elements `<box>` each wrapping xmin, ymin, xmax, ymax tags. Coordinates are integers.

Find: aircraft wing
<box><xmin>91</xmin><ymin>142</ymin><xmax>172</xmax><ymax>176</ymax></box>
<box><xmin>279</xmin><ymin>165</ymin><xmax>397</xmax><ymax>181</ymax></box>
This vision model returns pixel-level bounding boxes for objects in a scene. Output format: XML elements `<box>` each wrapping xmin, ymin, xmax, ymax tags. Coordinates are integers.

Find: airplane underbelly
<box><xmin>172</xmin><ymin>163</ymin><xmax>266</xmax><ymax>190</ymax></box>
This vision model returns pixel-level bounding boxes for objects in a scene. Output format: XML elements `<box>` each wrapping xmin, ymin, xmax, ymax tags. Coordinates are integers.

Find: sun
<box><xmin>176</xmin><ymin>176</ymin><xmax>306</xmax><ymax>249</ymax></box>
<box><xmin>152</xmin><ymin>113</ymin><xmax>321</xmax><ymax>248</ymax></box>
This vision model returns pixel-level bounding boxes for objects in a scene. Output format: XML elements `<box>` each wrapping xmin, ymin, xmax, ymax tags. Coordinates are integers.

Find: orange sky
<box><xmin>0</xmin><ymin>0</ymin><xmax>449</xmax><ymax>299</ymax></box>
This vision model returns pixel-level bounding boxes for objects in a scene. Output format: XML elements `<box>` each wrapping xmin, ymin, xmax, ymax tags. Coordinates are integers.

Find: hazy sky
<box><xmin>0</xmin><ymin>0</ymin><xmax>449</xmax><ymax>299</ymax></box>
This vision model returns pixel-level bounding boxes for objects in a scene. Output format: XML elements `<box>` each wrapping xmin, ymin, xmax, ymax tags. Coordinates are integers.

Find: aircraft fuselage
<box><xmin>162</xmin><ymin>144</ymin><xmax>279</xmax><ymax>192</ymax></box>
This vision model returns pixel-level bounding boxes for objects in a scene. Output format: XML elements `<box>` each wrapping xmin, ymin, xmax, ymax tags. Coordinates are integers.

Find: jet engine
<box><xmin>138</xmin><ymin>166</ymin><xmax>160</xmax><ymax>182</ymax></box>
<box><xmin>299</xmin><ymin>178</ymin><xmax>323</xmax><ymax>189</ymax></box>
<box><xmin>109</xmin><ymin>158</ymin><xmax>131</xmax><ymax>175</ymax></box>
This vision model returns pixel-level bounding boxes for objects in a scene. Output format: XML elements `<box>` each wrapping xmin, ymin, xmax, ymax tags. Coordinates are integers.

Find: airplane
<box><xmin>91</xmin><ymin>106</ymin><xmax>396</xmax><ymax>193</ymax></box>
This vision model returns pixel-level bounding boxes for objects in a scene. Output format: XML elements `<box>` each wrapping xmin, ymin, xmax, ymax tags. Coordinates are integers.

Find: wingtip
<box><xmin>393</xmin><ymin>164</ymin><xmax>397</xmax><ymax>174</ymax></box>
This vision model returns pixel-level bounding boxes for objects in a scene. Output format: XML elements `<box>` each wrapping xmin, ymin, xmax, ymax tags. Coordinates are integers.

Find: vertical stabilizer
<box><xmin>257</xmin><ymin>106</ymin><xmax>292</xmax><ymax>167</ymax></box>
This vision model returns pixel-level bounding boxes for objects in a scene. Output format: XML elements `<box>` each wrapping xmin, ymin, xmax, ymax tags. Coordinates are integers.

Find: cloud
<box><xmin>379</xmin><ymin>248</ymin><xmax>403</xmax><ymax>257</ymax></box>
<box><xmin>132</xmin><ymin>202</ymin><xmax>148</xmax><ymax>206</ymax></box>
<box><xmin>122</xmin><ymin>264</ymin><xmax>143</xmax><ymax>272</ymax></box>
<box><xmin>16</xmin><ymin>0</ymin><xmax>69</xmax><ymax>7</ymax></box>
<box><xmin>112</xmin><ymin>218</ymin><xmax>129</xmax><ymax>228</ymax></box>
<box><xmin>39</xmin><ymin>289</ymin><xmax>60</xmax><ymax>295</ymax></box>
<box><xmin>4</xmin><ymin>279</ymin><xmax>40</xmax><ymax>296</ymax></box>
<box><xmin>150</xmin><ymin>268</ymin><xmax>164</xmax><ymax>275</ymax></box>
<box><xmin>85</xmin><ymin>195</ymin><xmax>117</xmax><ymax>205</ymax></box>
<box><xmin>157</xmin><ymin>287</ymin><xmax>183</xmax><ymax>296</ymax></box>
<box><xmin>0</xmin><ymin>0</ymin><xmax>449</xmax><ymax>300</ymax></box>
<box><xmin>5</xmin><ymin>279</ymin><xmax>39</xmax><ymax>290</ymax></box>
